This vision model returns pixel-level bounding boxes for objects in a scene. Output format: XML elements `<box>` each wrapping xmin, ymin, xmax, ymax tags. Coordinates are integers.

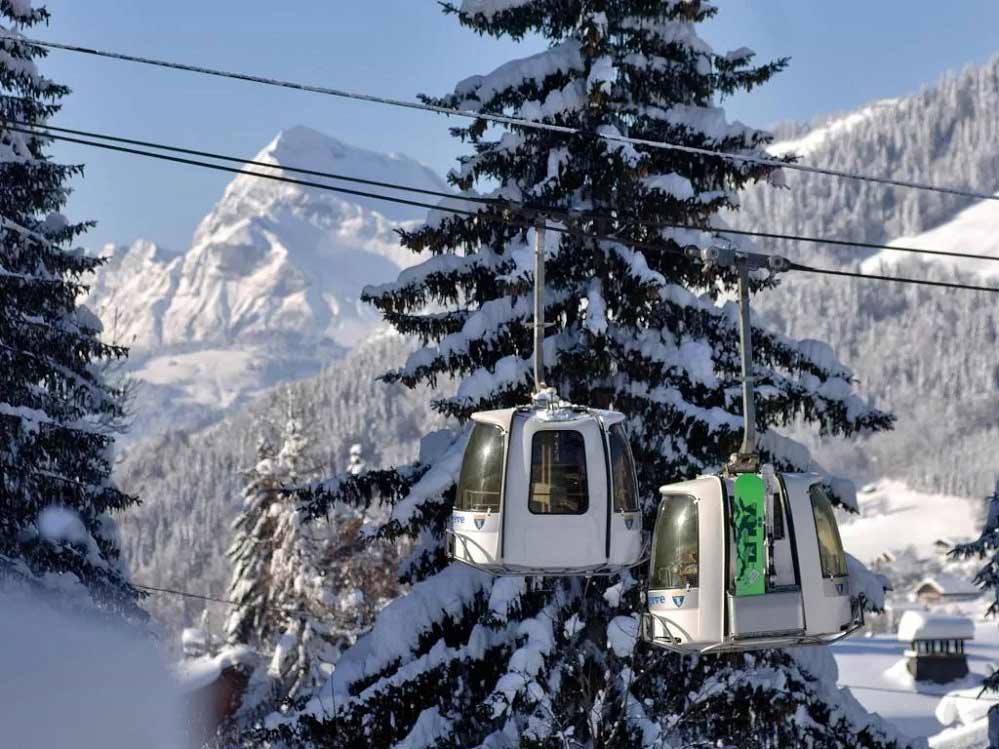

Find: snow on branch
<box><xmin>325</xmin><ymin>565</ymin><xmax>495</xmax><ymax>697</ymax></box>
<box><xmin>454</xmin><ymin>39</ymin><xmax>583</xmax><ymax>111</ymax></box>
<box><xmin>846</xmin><ymin>552</ymin><xmax>889</xmax><ymax>612</ymax></box>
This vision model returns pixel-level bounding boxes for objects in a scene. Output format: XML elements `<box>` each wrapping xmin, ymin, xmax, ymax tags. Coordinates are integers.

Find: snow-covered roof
<box><xmin>174</xmin><ymin>645</ymin><xmax>258</xmax><ymax>693</ymax></box>
<box><xmin>914</xmin><ymin>574</ymin><xmax>981</xmax><ymax>598</ymax></box>
<box><xmin>897</xmin><ymin>611</ymin><xmax>975</xmax><ymax>643</ymax></box>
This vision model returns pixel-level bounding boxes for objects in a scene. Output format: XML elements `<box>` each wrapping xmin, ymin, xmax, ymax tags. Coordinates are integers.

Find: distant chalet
<box><xmin>913</xmin><ymin>573</ymin><xmax>982</xmax><ymax>606</ymax></box>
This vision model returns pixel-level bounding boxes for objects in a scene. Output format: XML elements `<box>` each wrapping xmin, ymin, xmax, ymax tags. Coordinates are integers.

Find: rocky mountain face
<box><xmin>85</xmin><ymin>126</ymin><xmax>448</xmax><ymax>439</ymax></box>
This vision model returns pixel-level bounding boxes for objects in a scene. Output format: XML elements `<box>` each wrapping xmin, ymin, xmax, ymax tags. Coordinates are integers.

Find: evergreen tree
<box><xmin>0</xmin><ymin>2</ymin><xmax>143</xmax><ymax>620</ymax></box>
<box><xmin>266</xmin><ymin>408</ymin><xmax>347</xmax><ymax>705</ymax></box>
<box><xmin>228</xmin><ymin>402</ymin><xmax>398</xmax><ymax>740</ymax></box>
<box><xmin>224</xmin><ymin>438</ymin><xmax>283</xmax><ymax>649</ymax></box>
<box><xmin>949</xmin><ymin>479</ymin><xmax>999</xmax><ymax>744</ymax></box>
<box><xmin>276</xmin><ymin>2</ymin><xmax>903</xmax><ymax>747</ymax></box>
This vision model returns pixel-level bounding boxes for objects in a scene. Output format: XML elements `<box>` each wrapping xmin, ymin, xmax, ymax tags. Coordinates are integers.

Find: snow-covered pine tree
<box><xmin>224</xmin><ymin>438</ymin><xmax>284</xmax><ymax>650</ymax></box>
<box><xmin>266</xmin><ymin>407</ymin><xmax>348</xmax><ymax>705</ymax></box>
<box><xmin>0</xmin><ymin>2</ymin><xmax>143</xmax><ymax>621</ymax></box>
<box><xmin>949</xmin><ymin>479</ymin><xmax>999</xmax><ymax>744</ymax></box>
<box><xmin>278</xmin><ymin>2</ymin><xmax>903</xmax><ymax>747</ymax></box>
<box><xmin>228</xmin><ymin>402</ymin><xmax>388</xmax><ymax>742</ymax></box>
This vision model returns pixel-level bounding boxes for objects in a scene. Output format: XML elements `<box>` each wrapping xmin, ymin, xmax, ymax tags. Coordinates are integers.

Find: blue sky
<box><xmin>33</xmin><ymin>0</ymin><xmax>999</xmax><ymax>251</ymax></box>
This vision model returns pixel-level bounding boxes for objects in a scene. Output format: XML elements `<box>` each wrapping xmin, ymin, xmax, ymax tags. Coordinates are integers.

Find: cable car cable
<box><xmin>133</xmin><ymin>582</ymin><xmax>367</xmax><ymax>623</ymax></box>
<box><xmin>7</xmin><ymin>124</ymin><xmax>999</xmax><ymax>296</ymax></box>
<box><xmin>11</xmin><ymin>119</ymin><xmax>999</xmax><ymax>266</ymax></box>
<box><xmin>6</xmin><ymin>119</ymin><xmax>495</xmax><ymax>207</ymax></box>
<box><xmin>786</xmin><ymin>261</ymin><xmax>999</xmax><ymax>293</ymax></box>
<box><xmin>134</xmin><ymin>582</ymin><xmax>241</xmax><ymax>607</ymax></box>
<box><xmin>11</xmin><ymin>35</ymin><xmax>999</xmax><ymax>205</ymax></box>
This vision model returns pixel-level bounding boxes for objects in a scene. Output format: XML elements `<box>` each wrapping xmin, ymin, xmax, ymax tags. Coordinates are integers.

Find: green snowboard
<box><xmin>733</xmin><ymin>473</ymin><xmax>766</xmax><ymax>597</ymax></box>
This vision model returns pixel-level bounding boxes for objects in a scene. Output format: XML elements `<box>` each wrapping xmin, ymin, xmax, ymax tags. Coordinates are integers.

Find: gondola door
<box><xmin>502</xmin><ymin>414</ymin><xmax>607</xmax><ymax>571</ymax></box>
<box><xmin>727</xmin><ymin>474</ymin><xmax>806</xmax><ymax>640</ymax></box>
<box><xmin>782</xmin><ymin>475</ymin><xmax>852</xmax><ymax>637</ymax></box>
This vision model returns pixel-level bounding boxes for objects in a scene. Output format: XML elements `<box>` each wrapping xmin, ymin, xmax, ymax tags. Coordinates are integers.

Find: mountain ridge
<box><xmin>84</xmin><ymin>126</ymin><xmax>449</xmax><ymax>439</ymax></box>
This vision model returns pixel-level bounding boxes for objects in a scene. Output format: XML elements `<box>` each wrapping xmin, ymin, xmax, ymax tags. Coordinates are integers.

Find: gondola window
<box><xmin>528</xmin><ymin>431</ymin><xmax>589</xmax><ymax>514</ymax></box>
<box><xmin>809</xmin><ymin>485</ymin><xmax>848</xmax><ymax>578</ymax></box>
<box><xmin>455</xmin><ymin>424</ymin><xmax>505</xmax><ymax>512</ymax></box>
<box><xmin>609</xmin><ymin>425</ymin><xmax>639</xmax><ymax>513</ymax></box>
<box><xmin>652</xmin><ymin>494</ymin><xmax>699</xmax><ymax>589</ymax></box>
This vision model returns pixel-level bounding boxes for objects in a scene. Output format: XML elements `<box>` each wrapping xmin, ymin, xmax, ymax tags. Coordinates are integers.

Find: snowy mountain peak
<box><xmin>81</xmin><ymin>127</ymin><xmax>448</xmax><ymax>437</ymax></box>
<box><xmin>266</xmin><ymin>125</ymin><xmax>435</xmax><ymax>185</ymax></box>
<box><xmin>197</xmin><ymin>124</ymin><xmax>446</xmax><ymax>230</ymax></box>
<box><xmin>86</xmin><ymin>126</ymin><xmax>447</xmax><ymax>354</ymax></box>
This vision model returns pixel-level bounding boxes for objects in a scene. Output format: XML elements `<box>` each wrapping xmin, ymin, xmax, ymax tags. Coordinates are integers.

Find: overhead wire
<box><xmin>9</xmin><ymin>35</ymin><xmax>999</xmax><ymax>205</ymax></box>
<box><xmin>13</xmin><ymin>120</ymin><xmax>999</xmax><ymax>265</ymax></box>
<box><xmin>7</xmin><ymin>122</ymin><xmax>999</xmax><ymax>295</ymax></box>
<box><xmin>786</xmin><ymin>262</ymin><xmax>999</xmax><ymax>293</ymax></box>
<box><xmin>133</xmin><ymin>582</ymin><xmax>364</xmax><ymax>623</ymax></box>
<box><xmin>840</xmin><ymin>683</ymin><xmax>997</xmax><ymax>700</ymax></box>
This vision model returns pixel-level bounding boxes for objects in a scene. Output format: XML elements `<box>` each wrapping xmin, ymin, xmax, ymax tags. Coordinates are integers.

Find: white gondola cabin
<box><xmin>448</xmin><ymin>392</ymin><xmax>645</xmax><ymax>575</ymax></box>
<box><xmin>640</xmin><ymin>472</ymin><xmax>861</xmax><ymax>653</ymax></box>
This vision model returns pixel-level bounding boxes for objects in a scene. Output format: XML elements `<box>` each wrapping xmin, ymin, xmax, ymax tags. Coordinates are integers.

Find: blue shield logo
<box><xmin>672</xmin><ymin>595</ymin><xmax>685</xmax><ymax>608</ymax></box>
<box><xmin>624</xmin><ymin>516</ymin><xmax>635</xmax><ymax>530</ymax></box>
<box><xmin>473</xmin><ymin>516</ymin><xmax>486</xmax><ymax>530</ymax></box>
<box><xmin>835</xmin><ymin>583</ymin><xmax>846</xmax><ymax>595</ymax></box>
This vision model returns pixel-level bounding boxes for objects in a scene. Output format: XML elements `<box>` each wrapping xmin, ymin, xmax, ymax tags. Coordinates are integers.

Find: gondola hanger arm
<box><xmin>686</xmin><ymin>246</ymin><xmax>790</xmax><ymax>474</ymax></box>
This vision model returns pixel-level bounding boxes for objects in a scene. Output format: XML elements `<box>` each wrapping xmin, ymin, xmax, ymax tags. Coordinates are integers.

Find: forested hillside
<box><xmin>761</xmin><ymin>259</ymin><xmax>998</xmax><ymax>498</ymax></box>
<box><xmin>736</xmin><ymin>59</ymin><xmax>999</xmax><ymax>497</ymax></box>
<box><xmin>736</xmin><ymin>56</ymin><xmax>999</xmax><ymax>263</ymax></box>
<box><xmin>115</xmin><ymin>334</ymin><xmax>448</xmax><ymax>636</ymax></box>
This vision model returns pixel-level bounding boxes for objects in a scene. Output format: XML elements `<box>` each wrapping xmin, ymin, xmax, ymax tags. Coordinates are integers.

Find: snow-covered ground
<box><xmin>767</xmin><ymin>99</ymin><xmax>898</xmax><ymax>157</ymax></box>
<box><xmin>0</xmin><ymin>596</ymin><xmax>188</xmax><ymax>749</ymax></box>
<box><xmin>839</xmin><ymin>479</ymin><xmax>981</xmax><ymax>563</ymax></box>
<box><xmin>860</xmin><ymin>196</ymin><xmax>999</xmax><ymax>279</ymax></box>
<box><xmin>833</xmin><ymin>618</ymin><xmax>999</xmax><ymax>741</ymax></box>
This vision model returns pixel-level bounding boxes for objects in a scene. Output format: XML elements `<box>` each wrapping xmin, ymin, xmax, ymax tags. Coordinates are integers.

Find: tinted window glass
<box><xmin>809</xmin><ymin>484</ymin><xmax>848</xmax><ymax>578</ymax></box>
<box><xmin>773</xmin><ymin>491</ymin><xmax>785</xmax><ymax>540</ymax></box>
<box><xmin>455</xmin><ymin>424</ymin><xmax>505</xmax><ymax>512</ymax></box>
<box><xmin>609</xmin><ymin>424</ymin><xmax>639</xmax><ymax>513</ymax></box>
<box><xmin>651</xmin><ymin>494</ymin><xmax>699</xmax><ymax>589</ymax></box>
<box><xmin>529</xmin><ymin>430</ymin><xmax>589</xmax><ymax>515</ymax></box>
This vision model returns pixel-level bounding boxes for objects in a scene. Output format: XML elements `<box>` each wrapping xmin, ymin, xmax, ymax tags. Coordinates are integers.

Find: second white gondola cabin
<box><xmin>449</xmin><ymin>396</ymin><xmax>644</xmax><ymax>575</ymax></box>
<box><xmin>641</xmin><ymin>472</ymin><xmax>861</xmax><ymax>653</ymax></box>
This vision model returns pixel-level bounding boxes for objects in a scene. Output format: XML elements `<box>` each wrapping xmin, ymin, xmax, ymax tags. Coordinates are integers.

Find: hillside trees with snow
<box><xmin>224</xmin><ymin>437</ymin><xmax>284</xmax><ymax>650</ymax></box>
<box><xmin>0</xmin><ymin>1</ymin><xmax>144</xmax><ymax>621</ymax></box>
<box><xmin>115</xmin><ymin>335</ymin><xmax>442</xmax><ymax>638</ymax></box>
<box><xmin>737</xmin><ymin>57</ymin><xmax>999</xmax><ymax>264</ymax></box>
<box><xmin>757</xmin><ymin>259</ymin><xmax>999</xmax><ymax>498</ymax></box>
<box><xmin>267</xmin><ymin>2</ymin><xmax>905</xmax><ymax>748</ymax></box>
